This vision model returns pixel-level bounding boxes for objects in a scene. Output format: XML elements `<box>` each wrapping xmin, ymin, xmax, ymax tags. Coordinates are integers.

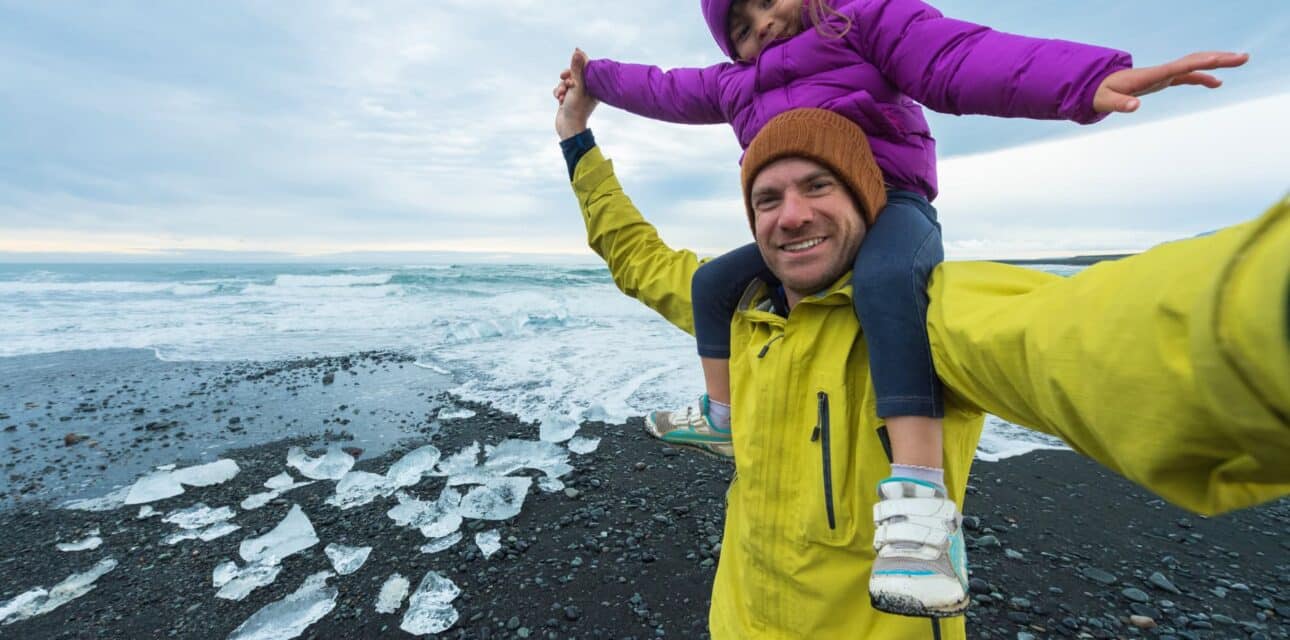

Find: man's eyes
<box><xmin>808</xmin><ymin>181</ymin><xmax>834</xmax><ymax>193</ymax></box>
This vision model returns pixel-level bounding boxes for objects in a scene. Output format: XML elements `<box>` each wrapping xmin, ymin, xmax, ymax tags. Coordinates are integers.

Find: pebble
<box><xmin>1148</xmin><ymin>571</ymin><xmax>1182</xmax><ymax>594</ymax></box>
<box><xmin>1081</xmin><ymin>567</ymin><xmax>1118</xmax><ymax>585</ymax></box>
<box><xmin>1122</xmin><ymin>587</ymin><xmax>1150</xmax><ymax>603</ymax></box>
<box><xmin>975</xmin><ymin>535</ymin><xmax>1001</xmax><ymax>549</ymax></box>
<box><xmin>1130</xmin><ymin>615</ymin><xmax>1157</xmax><ymax>629</ymax></box>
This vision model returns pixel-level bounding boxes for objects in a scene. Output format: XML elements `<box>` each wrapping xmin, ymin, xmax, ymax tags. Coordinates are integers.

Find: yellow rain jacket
<box><xmin>571</xmin><ymin>146</ymin><xmax>1289</xmax><ymax>639</ymax></box>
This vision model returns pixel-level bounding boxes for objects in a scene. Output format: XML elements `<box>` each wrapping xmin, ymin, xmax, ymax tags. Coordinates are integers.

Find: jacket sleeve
<box><xmin>843</xmin><ymin>0</ymin><xmax>1131</xmax><ymax>124</ymax></box>
<box><xmin>928</xmin><ymin>196</ymin><xmax>1290</xmax><ymax>516</ymax></box>
<box><xmin>584</xmin><ymin>58</ymin><xmax>730</xmax><ymax>125</ymax></box>
<box><xmin>572</xmin><ymin>146</ymin><xmax>702</xmax><ymax>335</ymax></box>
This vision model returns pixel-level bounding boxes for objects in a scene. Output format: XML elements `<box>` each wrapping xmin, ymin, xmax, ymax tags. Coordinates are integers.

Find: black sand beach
<box><xmin>1</xmin><ymin>350</ymin><xmax>1287</xmax><ymax>639</ymax></box>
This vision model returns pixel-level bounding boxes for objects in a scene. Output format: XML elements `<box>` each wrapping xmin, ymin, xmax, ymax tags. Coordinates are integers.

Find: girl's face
<box><xmin>728</xmin><ymin>0</ymin><xmax>804</xmax><ymax>61</ymax></box>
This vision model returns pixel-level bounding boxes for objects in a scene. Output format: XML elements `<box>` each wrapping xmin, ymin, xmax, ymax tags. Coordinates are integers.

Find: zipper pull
<box><xmin>758</xmin><ymin>335</ymin><xmax>784</xmax><ymax>359</ymax></box>
<box><xmin>811</xmin><ymin>425</ymin><xmax>821</xmax><ymax>442</ymax></box>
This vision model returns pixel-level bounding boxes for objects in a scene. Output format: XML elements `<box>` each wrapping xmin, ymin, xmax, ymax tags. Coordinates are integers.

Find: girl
<box><xmin>555</xmin><ymin>0</ymin><xmax>1246</xmax><ymax>618</ymax></box>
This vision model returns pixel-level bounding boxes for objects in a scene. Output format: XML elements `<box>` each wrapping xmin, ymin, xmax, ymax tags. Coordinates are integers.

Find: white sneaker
<box><xmin>869</xmin><ymin>478</ymin><xmax>970</xmax><ymax>617</ymax></box>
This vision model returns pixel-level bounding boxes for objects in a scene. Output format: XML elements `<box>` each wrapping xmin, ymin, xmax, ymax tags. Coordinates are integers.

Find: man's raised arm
<box><xmin>555</xmin><ymin>50</ymin><xmax>702</xmax><ymax>335</ymax></box>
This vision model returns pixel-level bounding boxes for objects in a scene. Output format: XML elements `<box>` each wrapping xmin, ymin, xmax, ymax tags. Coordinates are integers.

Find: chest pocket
<box><xmin>796</xmin><ymin>389</ymin><xmax>865</xmax><ymax>547</ymax></box>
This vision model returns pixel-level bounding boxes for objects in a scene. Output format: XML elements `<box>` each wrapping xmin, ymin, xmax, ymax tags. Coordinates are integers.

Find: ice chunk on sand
<box><xmin>537</xmin><ymin>477</ymin><xmax>565</xmax><ymax>493</ymax></box>
<box><xmin>387</xmin><ymin>489</ymin><xmax>463</xmax><ymax>540</ymax></box>
<box><xmin>538</xmin><ymin>413</ymin><xmax>579</xmax><ymax>443</ymax></box>
<box><xmin>323</xmin><ymin>543</ymin><xmax>372</xmax><ymax>576</ymax></box>
<box><xmin>0</xmin><ymin>558</ymin><xmax>117</xmax><ymax>625</ymax></box>
<box><xmin>568</xmin><ymin>435</ymin><xmax>601</xmax><ymax>455</ymax></box>
<box><xmin>263</xmin><ymin>473</ymin><xmax>299</xmax><ymax>491</ymax></box>
<box><xmin>171</xmin><ymin>459</ymin><xmax>240</xmax><ymax>487</ymax></box>
<box><xmin>243</xmin><ymin>475</ymin><xmax>314</xmax><ymax>511</ymax></box>
<box><xmin>433</xmin><ymin>442</ymin><xmax>480</xmax><ymax>477</ymax></box>
<box><xmin>240</xmin><ymin>505</ymin><xmax>318</xmax><ymax>565</ymax></box>
<box><xmin>164</xmin><ymin>522</ymin><xmax>241</xmax><ymax>546</ymax></box>
<box><xmin>163</xmin><ymin>503</ymin><xmax>236</xmax><ymax>530</ymax></box>
<box><xmin>325</xmin><ymin>471</ymin><xmax>396</xmax><ymax>510</ymax></box>
<box><xmin>475</xmin><ymin>530</ymin><xmax>501</xmax><ymax>559</ymax></box>
<box><xmin>62</xmin><ymin>486</ymin><xmax>129</xmax><ymax>512</ymax></box>
<box><xmin>226</xmin><ymin>571</ymin><xmax>337</xmax><ymax>640</ymax></box>
<box><xmin>418</xmin><ymin>532</ymin><xmax>462</xmax><ymax>555</ymax></box>
<box><xmin>56</xmin><ymin>529</ymin><xmax>102</xmax><ymax>552</ymax></box>
<box><xmin>438</xmin><ymin>407</ymin><xmax>476</xmax><ymax>420</ymax></box>
<box><xmin>213</xmin><ymin>560</ymin><xmax>283</xmax><ymax>601</ymax></box>
<box><xmin>458</xmin><ymin>477</ymin><xmax>532</xmax><ymax>521</ymax></box>
<box><xmin>375</xmin><ymin>573</ymin><xmax>410</xmax><ymax>614</ymax></box>
<box><xmin>124</xmin><ymin>471</ymin><xmax>185</xmax><ymax>505</ymax></box>
<box><xmin>286</xmin><ymin>446</ymin><xmax>354</xmax><ymax>481</ymax></box>
<box><xmin>386</xmin><ymin>445</ymin><xmax>442</xmax><ymax>488</ymax></box>
<box><xmin>400</xmin><ymin>571</ymin><xmax>461</xmax><ymax>636</ymax></box>
<box><xmin>485</xmin><ymin>439</ymin><xmax>572</xmax><ymax>479</ymax></box>
<box><xmin>136</xmin><ymin>505</ymin><xmax>159</xmax><ymax>519</ymax></box>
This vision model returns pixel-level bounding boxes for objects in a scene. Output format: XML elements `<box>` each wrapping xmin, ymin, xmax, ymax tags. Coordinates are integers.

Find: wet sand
<box><xmin>0</xmin><ymin>350</ymin><xmax>1286</xmax><ymax>639</ymax></box>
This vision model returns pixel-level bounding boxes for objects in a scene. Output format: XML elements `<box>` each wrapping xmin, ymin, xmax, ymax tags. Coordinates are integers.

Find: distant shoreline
<box><xmin>997</xmin><ymin>253</ymin><xmax>1133</xmax><ymax>266</ymax></box>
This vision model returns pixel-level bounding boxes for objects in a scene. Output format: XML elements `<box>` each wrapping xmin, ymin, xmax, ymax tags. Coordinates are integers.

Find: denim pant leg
<box><xmin>852</xmin><ymin>191</ymin><xmax>946</xmax><ymax>418</ymax></box>
<box><xmin>693</xmin><ymin>243</ymin><xmax>773</xmax><ymax>358</ymax></box>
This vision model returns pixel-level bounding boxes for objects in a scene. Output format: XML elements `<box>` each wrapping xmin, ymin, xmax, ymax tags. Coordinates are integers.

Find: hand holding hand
<box><xmin>1094</xmin><ymin>51</ymin><xmax>1249</xmax><ymax>114</ymax></box>
<box><xmin>554</xmin><ymin>48</ymin><xmax>598</xmax><ymax>139</ymax></box>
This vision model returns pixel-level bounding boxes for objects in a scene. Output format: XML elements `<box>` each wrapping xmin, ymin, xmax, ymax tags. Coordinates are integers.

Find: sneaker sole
<box><xmin>644</xmin><ymin>417</ymin><xmax>732</xmax><ymax>460</ymax></box>
<box><xmin>870</xmin><ymin>590</ymin><xmax>969</xmax><ymax>618</ymax></box>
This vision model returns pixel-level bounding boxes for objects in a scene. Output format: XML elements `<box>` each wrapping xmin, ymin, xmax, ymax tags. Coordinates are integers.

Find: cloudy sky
<box><xmin>1</xmin><ymin>0</ymin><xmax>1287</xmax><ymax>261</ymax></box>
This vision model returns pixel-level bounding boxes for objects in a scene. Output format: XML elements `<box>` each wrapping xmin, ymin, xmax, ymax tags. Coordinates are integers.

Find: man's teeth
<box><xmin>783</xmin><ymin>238</ymin><xmax>823</xmax><ymax>252</ymax></box>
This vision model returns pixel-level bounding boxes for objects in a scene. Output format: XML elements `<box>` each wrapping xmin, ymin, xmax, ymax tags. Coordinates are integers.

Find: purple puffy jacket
<box><xmin>584</xmin><ymin>0</ymin><xmax>1131</xmax><ymax>200</ymax></box>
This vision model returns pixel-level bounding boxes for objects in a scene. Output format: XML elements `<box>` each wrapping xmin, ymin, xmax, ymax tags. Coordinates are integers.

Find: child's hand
<box><xmin>553</xmin><ymin>49</ymin><xmax>591</xmax><ymax>106</ymax></box>
<box><xmin>1094</xmin><ymin>51</ymin><xmax>1249</xmax><ymax>114</ymax></box>
<box><xmin>555</xmin><ymin>49</ymin><xmax>598</xmax><ymax>139</ymax></box>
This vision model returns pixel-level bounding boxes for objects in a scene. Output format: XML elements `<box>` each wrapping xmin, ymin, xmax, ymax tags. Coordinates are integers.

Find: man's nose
<box><xmin>778</xmin><ymin>190</ymin><xmax>813</xmax><ymax>229</ymax></box>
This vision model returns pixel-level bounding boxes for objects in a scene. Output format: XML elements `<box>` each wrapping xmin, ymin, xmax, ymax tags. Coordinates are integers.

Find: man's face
<box><xmin>750</xmin><ymin>157</ymin><xmax>866</xmax><ymax>307</ymax></box>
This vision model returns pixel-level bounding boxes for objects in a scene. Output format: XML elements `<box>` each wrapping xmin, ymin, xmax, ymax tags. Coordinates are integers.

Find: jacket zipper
<box><xmin>811</xmin><ymin>391</ymin><xmax>836</xmax><ymax>530</ymax></box>
<box><xmin>757</xmin><ymin>334</ymin><xmax>784</xmax><ymax>358</ymax></box>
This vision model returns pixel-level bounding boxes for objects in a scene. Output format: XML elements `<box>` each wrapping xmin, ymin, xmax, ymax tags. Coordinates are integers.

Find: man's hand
<box><xmin>554</xmin><ymin>48</ymin><xmax>598</xmax><ymax>139</ymax></box>
<box><xmin>1093</xmin><ymin>51</ymin><xmax>1249</xmax><ymax>114</ymax></box>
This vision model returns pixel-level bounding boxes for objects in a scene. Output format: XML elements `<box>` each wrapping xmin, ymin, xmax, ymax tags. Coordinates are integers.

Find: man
<box><xmin>555</xmin><ymin>52</ymin><xmax>1289</xmax><ymax>639</ymax></box>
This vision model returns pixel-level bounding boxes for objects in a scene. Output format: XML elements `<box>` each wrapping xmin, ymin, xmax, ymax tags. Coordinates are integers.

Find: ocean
<box><xmin>0</xmin><ymin>262</ymin><xmax>1083</xmax><ymax>461</ymax></box>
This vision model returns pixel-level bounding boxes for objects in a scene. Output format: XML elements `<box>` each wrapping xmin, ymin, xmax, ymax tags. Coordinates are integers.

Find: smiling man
<box><xmin>554</xmin><ymin>53</ymin><xmax>1290</xmax><ymax>640</ymax></box>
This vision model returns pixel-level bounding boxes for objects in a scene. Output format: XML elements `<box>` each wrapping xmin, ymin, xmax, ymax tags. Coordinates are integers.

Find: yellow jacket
<box><xmin>572</xmin><ymin>146</ymin><xmax>1289</xmax><ymax>639</ymax></box>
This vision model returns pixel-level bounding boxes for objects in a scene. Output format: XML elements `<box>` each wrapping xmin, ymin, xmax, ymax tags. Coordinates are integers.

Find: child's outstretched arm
<box><xmin>556</xmin><ymin>49</ymin><xmax>729</xmax><ymax>126</ymax></box>
<box><xmin>842</xmin><ymin>0</ymin><xmax>1135</xmax><ymax>123</ymax></box>
<box><xmin>1092</xmin><ymin>51</ymin><xmax>1250</xmax><ymax>114</ymax></box>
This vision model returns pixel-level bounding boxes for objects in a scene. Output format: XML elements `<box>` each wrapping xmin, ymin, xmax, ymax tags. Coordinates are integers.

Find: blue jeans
<box><xmin>691</xmin><ymin>190</ymin><xmax>945</xmax><ymax>419</ymax></box>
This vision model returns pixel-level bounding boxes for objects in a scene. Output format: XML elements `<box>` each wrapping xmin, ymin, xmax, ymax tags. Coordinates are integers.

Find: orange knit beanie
<box><xmin>741</xmin><ymin>109</ymin><xmax>887</xmax><ymax>232</ymax></box>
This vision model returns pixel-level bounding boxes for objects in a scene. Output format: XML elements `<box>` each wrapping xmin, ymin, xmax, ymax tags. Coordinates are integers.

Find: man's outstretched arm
<box><xmin>928</xmin><ymin>196</ymin><xmax>1290</xmax><ymax>516</ymax></box>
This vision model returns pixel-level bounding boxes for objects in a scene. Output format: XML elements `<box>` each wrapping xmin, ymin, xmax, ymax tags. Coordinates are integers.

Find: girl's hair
<box><xmin>806</xmin><ymin>0</ymin><xmax>852</xmax><ymax>41</ymax></box>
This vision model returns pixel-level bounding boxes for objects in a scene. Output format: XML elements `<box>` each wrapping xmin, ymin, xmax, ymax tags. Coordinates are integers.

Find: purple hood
<box><xmin>701</xmin><ymin>0</ymin><xmax>736</xmax><ymax>58</ymax></box>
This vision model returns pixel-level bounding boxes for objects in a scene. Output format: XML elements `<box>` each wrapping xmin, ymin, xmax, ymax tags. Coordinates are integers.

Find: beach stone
<box><xmin>63</xmin><ymin>432</ymin><xmax>88</xmax><ymax>446</ymax></box>
<box><xmin>1149</xmin><ymin>571</ymin><xmax>1182</xmax><ymax>594</ymax></box>
<box><xmin>1004</xmin><ymin>549</ymin><xmax>1024</xmax><ymax>560</ymax></box>
<box><xmin>974</xmin><ymin>535</ymin><xmax>1001</xmax><ymax>549</ymax></box>
<box><xmin>1130</xmin><ymin>615</ymin><xmax>1157</xmax><ymax>630</ymax></box>
<box><xmin>322</xmin><ymin>372</ymin><xmax>335</xmax><ymax>385</ymax></box>
<box><xmin>1081</xmin><ymin>567</ymin><xmax>1118</xmax><ymax>585</ymax></box>
<box><xmin>969</xmin><ymin>578</ymin><xmax>991</xmax><ymax>594</ymax></box>
<box><xmin>1123</xmin><ymin>587</ymin><xmax>1151</xmax><ymax>603</ymax></box>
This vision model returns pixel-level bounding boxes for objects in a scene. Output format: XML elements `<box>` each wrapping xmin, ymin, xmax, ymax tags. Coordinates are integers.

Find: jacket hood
<box><xmin>701</xmin><ymin>0</ymin><xmax>736</xmax><ymax>59</ymax></box>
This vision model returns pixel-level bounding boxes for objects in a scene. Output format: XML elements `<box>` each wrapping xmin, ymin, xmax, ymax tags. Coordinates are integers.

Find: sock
<box><xmin>707</xmin><ymin>397</ymin><xmax>732</xmax><ymax>432</ymax></box>
<box><xmin>889</xmin><ymin>463</ymin><xmax>944</xmax><ymax>491</ymax></box>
